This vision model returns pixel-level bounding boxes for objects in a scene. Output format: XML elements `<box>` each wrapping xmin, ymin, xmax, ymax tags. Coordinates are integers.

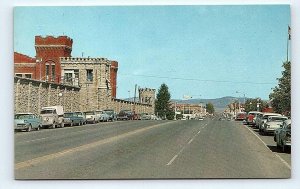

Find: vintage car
<box><xmin>117</xmin><ymin>110</ymin><xmax>134</xmax><ymax>120</ymax></box>
<box><xmin>140</xmin><ymin>113</ymin><xmax>151</xmax><ymax>120</ymax></box>
<box><xmin>103</xmin><ymin>109</ymin><xmax>117</xmax><ymax>121</ymax></box>
<box><xmin>262</xmin><ymin>115</ymin><xmax>288</xmax><ymax>135</ymax></box>
<box><xmin>40</xmin><ymin>106</ymin><xmax>64</xmax><ymax>129</ymax></box>
<box><xmin>274</xmin><ymin>119</ymin><xmax>291</xmax><ymax>152</ymax></box>
<box><xmin>246</xmin><ymin>111</ymin><xmax>262</xmax><ymax>125</ymax></box>
<box><xmin>235</xmin><ymin>112</ymin><xmax>247</xmax><ymax>121</ymax></box>
<box><xmin>96</xmin><ymin>110</ymin><xmax>110</xmax><ymax>122</ymax></box>
<box><xmin>14</xmin><ymin>113</ymin><xmax>42</xmax><ymax>132</ymax></box>
<box><xmin>84</xmin><ymin>111</ymin><xmax>100</xmax><ymax>124</ymax></box>
<box><xmin>63</xmin><ymin>112</ymin><xmax>85</xmax><ymax>126</ymax></box>
<box><xmin>257</xmin><ymin>113</ymin><xmax>282</xmax><ymax>132</ymax></box>
<box><xmin>73</xmin><ymin>111</ymin><xmax>87</xmax><ymax>125</ymax></box>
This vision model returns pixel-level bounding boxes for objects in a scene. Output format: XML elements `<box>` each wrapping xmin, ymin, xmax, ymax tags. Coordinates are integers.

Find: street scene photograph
<box><xmin>13</xmin><ymin>5</ymin><xmax>291</xmax><ymax>179</ymax></box>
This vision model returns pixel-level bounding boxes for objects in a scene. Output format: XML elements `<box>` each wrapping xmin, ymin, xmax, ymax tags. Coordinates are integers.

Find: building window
<box><xmin>51</xmin><ymin>65</ymin><xmax>55</xmax><ymax>81</ymax></box>
<box><xmin>15</xmin><ymin>74</ymin><xmax>22</xmax><ymax>77</ymax></box>
<box><xmin>64</xmin><ymin>72</ymin><xmax>73</xmax><ymax>83</ymax></box>
<box><xmin>46</xmin><ymin>65</ymin><xmax>50</xmax><ymax>80</ymax></box>
<box><xmin>25</xmin><ymin>74</ymin><xmax>32</xmax><ymax>79</ymax></box>
<box><xmin>86</xmin><ymin>69</ymin><xmax>93</xmax><ymax>82</ymax></box>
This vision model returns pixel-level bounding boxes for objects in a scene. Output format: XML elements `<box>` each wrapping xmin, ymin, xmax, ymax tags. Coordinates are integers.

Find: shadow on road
<box><xmin>267</xmin><ymin>145</ymin><xmax>291</xmax><ymax>154</ymax></box>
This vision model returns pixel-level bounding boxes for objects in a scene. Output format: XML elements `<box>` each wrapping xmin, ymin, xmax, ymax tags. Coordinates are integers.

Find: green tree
<box><xmin>155</xmin><ymin>83</ymin><xmax>174</xmax><ymax>120</ymax></box>
<box><xmin>206</xmin><ymin>102</ymin><xmax>215</xmax><ymax>114</ymax></box>
<box><xmin>269</xmin><ymin>61</ymin><xmax>291</xmax><ymax>114</ymax></box>
<box><xmin>244</xmin><ymin>98</ymin><xmax>268</xmax><ymax>113</ymax></box>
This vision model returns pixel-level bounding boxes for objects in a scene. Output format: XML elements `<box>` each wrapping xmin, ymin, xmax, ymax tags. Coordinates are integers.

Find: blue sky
<box><xmin>14</xmin><ymin>5</ymin><xmax>290</xmax><ymax>100</ymax></box>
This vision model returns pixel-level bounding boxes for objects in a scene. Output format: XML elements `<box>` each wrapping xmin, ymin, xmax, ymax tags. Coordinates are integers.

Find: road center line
<box><xmin>244</xmin><ymin>125</ymin><xmax>291</xmax><ymax>170</ymax></box>
<box><xmin>15</xmin><ymin>121</ymin><xmax>176</xmax><ymax>170</ymax></box>
<box><xmin>166</xmin><ymin>123</ymin><xmax>206</xmax><ymax>166</ymax></box>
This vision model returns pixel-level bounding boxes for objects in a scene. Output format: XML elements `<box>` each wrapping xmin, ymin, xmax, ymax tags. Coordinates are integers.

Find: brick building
<box><xmin>14</xmin><ymin>35</ymin><xmax>118</xmax><ymax>98</ymax></box>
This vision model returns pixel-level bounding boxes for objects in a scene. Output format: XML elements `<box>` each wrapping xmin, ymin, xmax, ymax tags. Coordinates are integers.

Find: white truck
<box><xmin>40</xmin><ymin>106</ymin><xmax>64</xmax><ymax>129</ymax></box>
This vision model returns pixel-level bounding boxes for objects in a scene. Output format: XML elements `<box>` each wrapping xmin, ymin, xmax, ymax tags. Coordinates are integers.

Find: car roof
<box><xmin>248</xmin><ymin>111</ymin><xmax>262</xmax><ymax>114</ymax></box>
<box><xmin>268</xmin><ymin>115</ymin><xmax>288</xmax><ymax>119</ymax></box>
<box><xmin>15</xmin><ymin>113</ymin><xmax>34</xmax><ymax>115</ymax></box>
<box><xmin>263</xmin><ymin>113</ymin><xmax>281</xmax><ymax>116</ymax></box>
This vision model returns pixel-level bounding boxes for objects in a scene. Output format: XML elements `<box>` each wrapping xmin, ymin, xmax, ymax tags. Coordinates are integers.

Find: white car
<box><xmin>262</xmin><ymin>116</ymin><xmax>288</xmax><ymax>135</ymax></box>
<box><xmin>84</xmin><ymin>111</ymin><xmax>100</xmax><ymax>124</ymax></box>
<box><xmin>96</xmin><ymin>110</ymin><xmax>109</xmax><ymax>122</ymax></box>
<box><xmin>274</xmin><ymin>119</ymin><xmax>291</xmax><ymax>152</ymax></box>
<box><xmin>258</xmin><ymin>113</ymin><xmax>282</xmax><ymax>133</ymax></box>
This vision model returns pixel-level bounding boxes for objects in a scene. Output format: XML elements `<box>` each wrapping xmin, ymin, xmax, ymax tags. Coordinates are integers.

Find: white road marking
<box><xmin>166</xmin><ymin>122</ymin><xmax>207</xmax><ymax>166</ymax></box>
<box><xmin>166</xmin><ymin>155</ymin><xmax>178</xmax><ymax>166</ymax></box>
<box><xmin>244</xmin><ymin>125</ymin><xmax>291</xmax><ymax>170</ymax></box>
<box><xmin>15</xmin><ymin>121</ymin><xmax>176</xmax><ymax>170</ymax></box>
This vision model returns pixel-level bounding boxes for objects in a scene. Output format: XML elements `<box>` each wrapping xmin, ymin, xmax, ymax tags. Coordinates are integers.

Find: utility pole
<box><xmin>133</xmin><ymin>84</ymin><xmax>137</xmax><ymax>114</ymax></box>
<box><xmin>287</xmin><ymin>25</ymin><xmax>291</xmax><ymax>63</ymax></box>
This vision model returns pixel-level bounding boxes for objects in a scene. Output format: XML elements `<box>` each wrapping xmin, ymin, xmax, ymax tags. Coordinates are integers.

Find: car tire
<box><xmin>27</xmin><ymin>125</ymin><xmax>32</xmax><ymax>132</ymax></box>
<box><xmin>281</xmin><ymin>141</ymin><xmax>287</xmax><ymax>153</ymax></box>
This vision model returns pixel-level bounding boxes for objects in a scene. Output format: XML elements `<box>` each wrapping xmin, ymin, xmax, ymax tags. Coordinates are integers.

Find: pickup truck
<box><xmin>40</xmin><ymin>106</ymin><xmax>64</xmax><ymax>129</ymax></box>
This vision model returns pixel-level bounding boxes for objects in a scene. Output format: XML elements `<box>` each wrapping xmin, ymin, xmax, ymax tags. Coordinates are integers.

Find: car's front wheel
<box><xmin>27</xmin><ymin>125</ymin><xmax>32</xmax><ymax>132</ymax></box>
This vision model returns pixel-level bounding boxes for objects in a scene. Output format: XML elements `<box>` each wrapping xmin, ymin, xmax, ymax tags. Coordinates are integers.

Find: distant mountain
<box><xmin>171</xmin><ymin>96</ymin><xmax>247</xmax><ymax>109</ymax></box>
<box><xmin>122</xmin><ymin>96</ymin><xmax>247</xmax><ymax>110</ymax></box>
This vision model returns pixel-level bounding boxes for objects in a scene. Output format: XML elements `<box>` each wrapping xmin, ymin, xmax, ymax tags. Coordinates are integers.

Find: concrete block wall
<box><xmin>14</xmin><ymin>77</ymin><xmax>80</xmax><ymax>114</ymax></box>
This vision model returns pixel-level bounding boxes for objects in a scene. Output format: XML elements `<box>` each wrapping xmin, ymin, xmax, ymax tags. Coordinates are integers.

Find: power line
<box><xmin>118</xmin><ymin>73</ymin><xmax>277</xmax><ymax>85</ymax></box>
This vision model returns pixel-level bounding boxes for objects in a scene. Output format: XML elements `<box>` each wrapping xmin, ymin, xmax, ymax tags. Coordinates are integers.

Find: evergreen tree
<box><xmin>269</xmin><ymin>61</ymin><xmax>291</xmax><ymax>114</ymax></box>
<box><xmin>155</xmin><ymin>83</ymin><xmax>174</xmax><ymax>120</ymax></box>
<box><xmin>206</xmin><ymin>102</ymin><xmax>215</xmax><ymax>114</ymax></box>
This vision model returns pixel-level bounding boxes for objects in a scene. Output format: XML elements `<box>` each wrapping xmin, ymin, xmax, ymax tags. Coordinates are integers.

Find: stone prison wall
<box><xmin>14</xmin><ymin>77</ymin><xmax>80</xmax><ymax>114</ymax></box>
<box><xmin>14</xmin><ymin>77</ymin><xmax>154</xmax><ymax>115</ymax></box>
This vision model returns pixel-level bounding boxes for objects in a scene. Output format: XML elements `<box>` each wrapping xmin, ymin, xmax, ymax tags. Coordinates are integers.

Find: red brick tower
<box><xmin>35</xmin><ymin>36</ymin><xmax>73</xmax><ymax>83</ymax></box>
<box><xmin>110</xmin><ymin>61</ymin><xmax>118</xmax><ymax>98</ymax></box>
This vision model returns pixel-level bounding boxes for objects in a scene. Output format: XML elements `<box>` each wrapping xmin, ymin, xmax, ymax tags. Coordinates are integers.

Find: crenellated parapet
<box><xmin>35</xmin><ymin>35</ymin><xmax>73</xmax><ymax>49</ymax></box>
<box><xmin>60</xmin><ymin>57</ymin><xmax>111</xmax><ymax>65</ymax></box>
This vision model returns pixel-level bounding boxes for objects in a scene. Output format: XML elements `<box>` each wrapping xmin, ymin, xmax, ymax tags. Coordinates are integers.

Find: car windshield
<box><xmin>74</xmin><ymin>112</ymin><xmax>83</xmax><ymax>117</ymax></box>
<box><xmin>85</xmin><ymin>112</ymin><xmax>94</xmax><ymax>115</ymax></box>
<box><xmin>104</xmin><ymin>111</ymin><xmax>113</xmax><ymax>115</ymax></box>
<box><xmin>41</xmin><ymin>109</ymin><xmax>54</xmax><ymax>114</ymax></box>
<box><xmin>269</xmin><ymin>117</ymin><xmax>287</xmax><ymax>122</ymax></box>
<box><xmin>64</xmin><ymin>113</ymin><xmax>73</xmax><ymax>117</ymax></box>
<box><xmin>15</xmin><ymin>114</ymin><xmax>32</xmax><ymax>119</ymax></box>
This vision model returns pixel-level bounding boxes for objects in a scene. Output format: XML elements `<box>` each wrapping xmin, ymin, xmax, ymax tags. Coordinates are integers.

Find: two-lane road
<box><xmin>15</xmin><ymin>118</ymin><xmax>290</xmax><ymax>179</ymax></box>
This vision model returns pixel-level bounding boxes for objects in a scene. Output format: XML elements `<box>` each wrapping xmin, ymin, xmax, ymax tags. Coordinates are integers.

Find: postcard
<box><xmin>14</xmin><ymin>5</ymin><xmax>291</xmax><ymax>179</ymax></box>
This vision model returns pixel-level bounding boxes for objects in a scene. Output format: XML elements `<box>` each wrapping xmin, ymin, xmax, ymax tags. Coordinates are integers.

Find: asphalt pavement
<box><xmin>14</xmin><ymin>118</ymin><xmax>291</xmax><ymax>179</ymax></box>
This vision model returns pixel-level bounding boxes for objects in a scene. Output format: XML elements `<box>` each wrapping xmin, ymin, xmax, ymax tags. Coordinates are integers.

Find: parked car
<box><xmin>14</xmin><ymin>113</ymin><xmax>42</xmax><ymax>132</ymax></box>
<box><xmin>63</xmin><ymin>112</ymin><xmax>85</xmax><ymax>126</ymax></box>
<box><xmin>40</xmin><ymin>106</ymin><xmax>64</xmax><ymax>129</ymax></box>
<box><xmin>103</xmin><ymin>109</ymin><xmax>117</xmax><ymax>121</ymax></box>
<box><xmin>117</xmin><ymin>110</ymin><xmax>134</xmax><ymax>120</ymax></box>
<box><xmin>96</xmin><ymin>110</ymin><xmax>110</xmax><ymax>122</ymax></box>
<box><xmin>274</xmin><ymin>119</ymin><xmax>291</xmax><ymax>152</ymax></box>
<box><xmin>258</xmin><ymin>113</ymin><xmax>282</xmax><ymax>133</ymax></box>
<box><xmin>235</xmin><ymin>112</ymin><xmax>247</xmax><ymax>121</ymax></box>
<box><xmin>74</xmin><ymin>111</ymin><xmax>87</xmax><ymax>125</ymax></box>
<box><xmin>261</xmin><ymin>115</ymin><xmax>288</xmax><ymax>135</ymax></box>
<box><xmin>246</xmin><ymin>111</ymin><xmax>262</xmax><ymax>125</ymax></box>
<box><xmin>140</xmin><ymin>113</ymin><xmax>151</xmax><ymax>120</ymax></box>
<box><xmin>84</xmin><ymin>111</ymin><xmax>99</xmax><ymax>124</ymax></box>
